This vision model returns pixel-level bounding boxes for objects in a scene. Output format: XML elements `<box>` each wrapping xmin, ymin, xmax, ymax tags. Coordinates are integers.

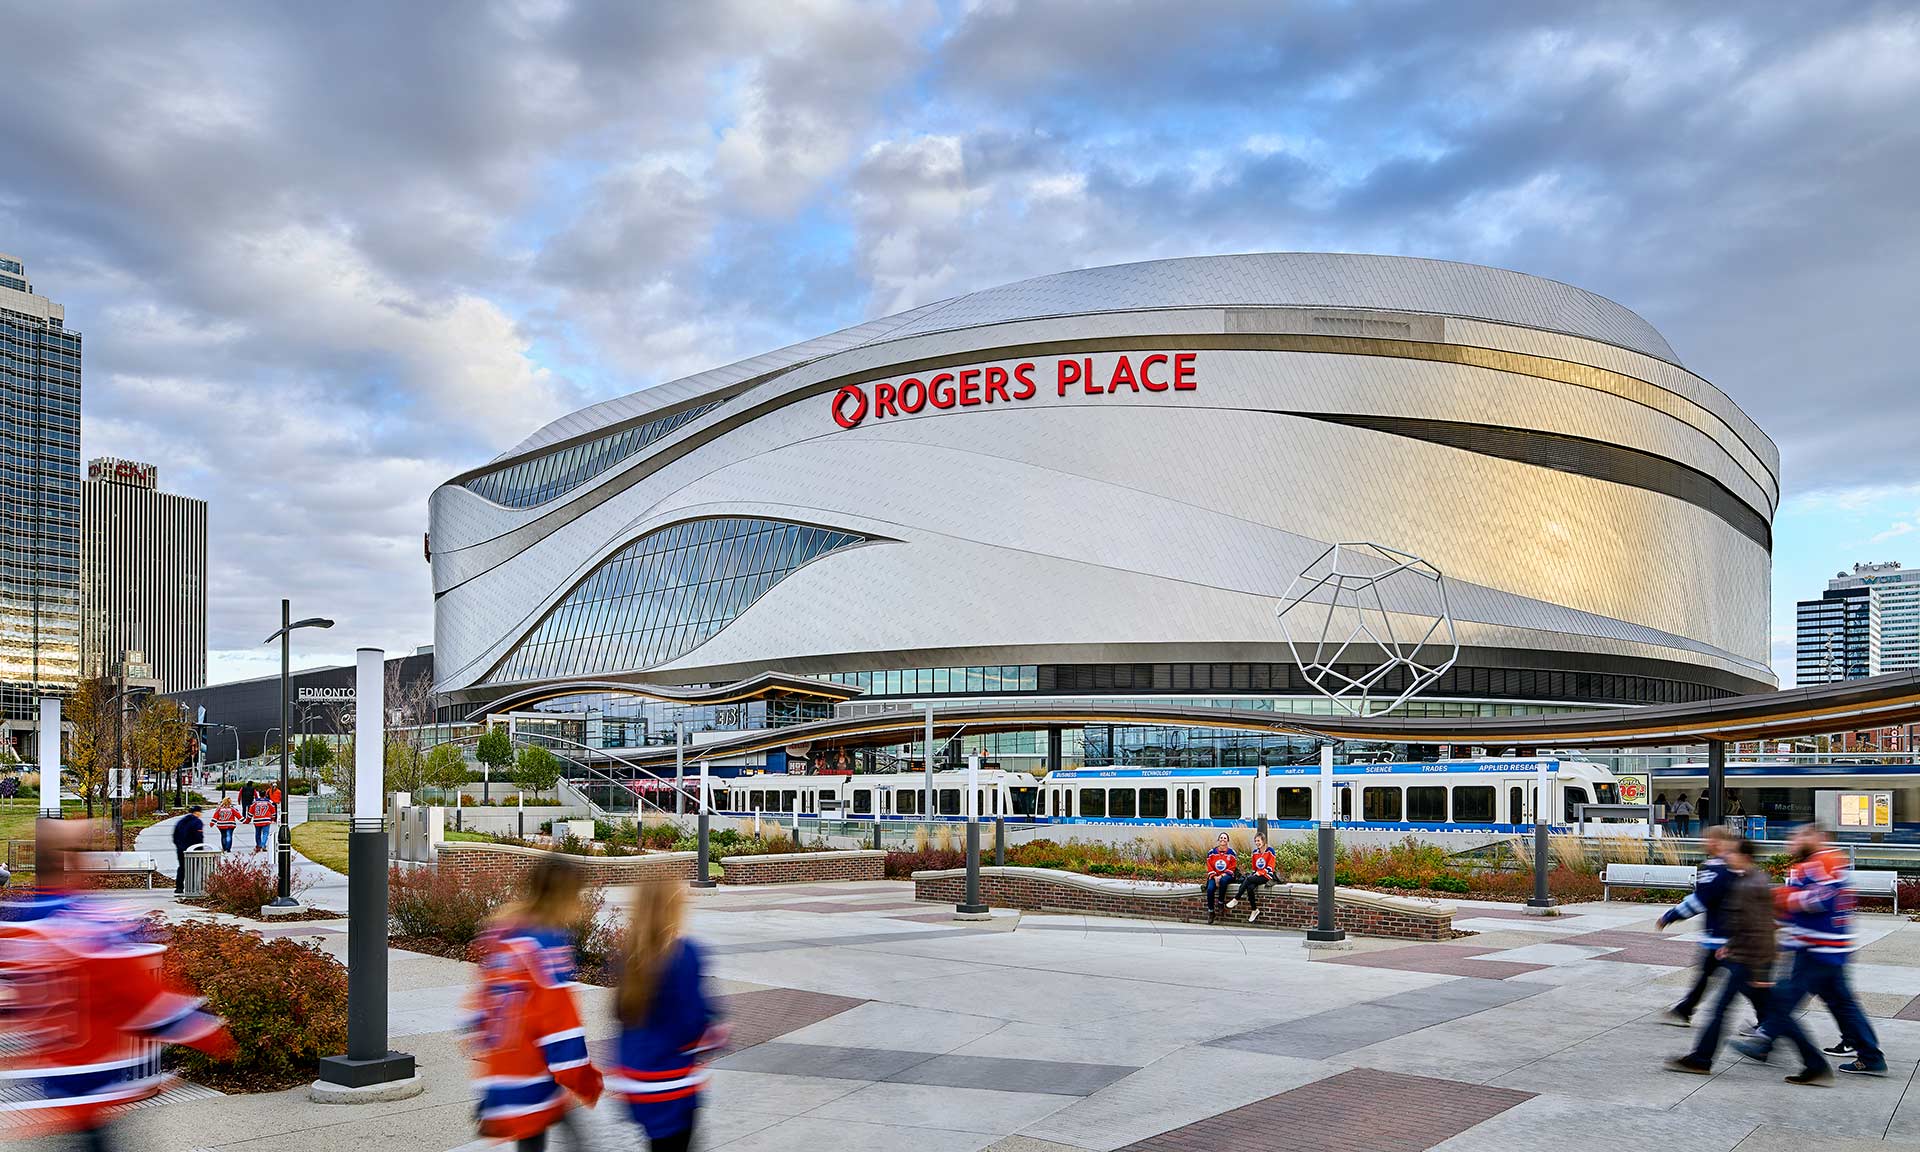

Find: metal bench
<box><xmin>1602</xmin><ymin>862</ymin><xmax>1698</xmax><ymax>900</ymax></box>
<box><xmin>1851</xmin><ymin>869</ymin><xmax>1901</xmax><ymax>913</ymax></box>
<box><xmin>71</xmin><ymin>851</ymin><xmax>159</xmax><ymax>888</ymax></box>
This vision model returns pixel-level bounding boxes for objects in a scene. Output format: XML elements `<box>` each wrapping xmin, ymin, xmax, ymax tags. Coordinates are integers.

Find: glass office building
<box><xmin>0</xmin><ymin>253</ymin><xmax>82</xmax><ymax>760</ymax></box>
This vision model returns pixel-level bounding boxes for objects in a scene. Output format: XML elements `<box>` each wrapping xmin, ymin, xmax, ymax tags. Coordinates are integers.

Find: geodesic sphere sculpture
<box><xmin>1276</xmin><ymin>542</ymin><xmax>1459</xmax><ymax>717</ymax></box>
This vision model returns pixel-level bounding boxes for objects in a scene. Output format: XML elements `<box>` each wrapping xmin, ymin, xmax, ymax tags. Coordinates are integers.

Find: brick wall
<box><xmin>719</xmin><ymin>850</ymin><xmax>886</xmax><ymax>885</ymax></box>
<box><xmin>436</xmin><ymin>843</ymin><xmax>696</xmax><ymax>888</ymax></box>
<box><xmin>911</xmin><ymin>867</ymin><xmax>1453</xmax><ymax>941</ymax></box>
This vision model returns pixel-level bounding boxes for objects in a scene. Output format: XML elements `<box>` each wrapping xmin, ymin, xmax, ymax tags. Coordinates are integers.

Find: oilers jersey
<box><xmin>465</xmin><ymin>922</ymin><xmax>603</xmax><ymax>1140</ymax></box>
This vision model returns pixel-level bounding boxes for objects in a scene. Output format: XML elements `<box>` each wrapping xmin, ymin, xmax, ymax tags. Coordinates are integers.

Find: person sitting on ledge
<box><xmin>1203</xmin><ymin>832</ymin><xmax>1238</xmax><ymax>925</ymax></box>
<box><xmin>1229</xmin><ymin>834</ymin><xmax>1279</xmax><ymax>922</ymax></box>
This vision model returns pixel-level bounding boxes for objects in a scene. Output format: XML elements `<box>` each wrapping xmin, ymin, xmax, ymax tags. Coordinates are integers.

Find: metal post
<box><xmin>1046</xmin><ymin>726</ymin><xmax>1062</xmax><ymax>774</ymax></box>
<box><xmin>1528</xmin><ymin>757</ymin><xmax>1553</xmax><ymax>910</ymax></box>
<box><xmin>315</xmin><ymin>648</ymin><xmax>417</xmax><ymax>1098</ymax></box>
<box><xmin>114</xmin><ymin>665</ymin><xmax>126</xmax><ymax>851</ymax></box>
<box><xmin>1706</xmin><ymin>740</ymin><xmax>1726</xmax><ymax>828</ymax></box>
<box><xmin>923</xmin><ymin>704</ymin><xmax>934</xmax><ymax>825</ymax></box>
<box><xmin>271</xmin><ymin>599</ymin><xmax>297</xmax><ymax>906</ymax></box>
<box><xmin>692</xmin><ymin>759</ymin><xmax>715</xmax><ymax>888</ymax></box>
<box><xmin>1256</xmin><ymin>760</ymin><xmax>1269</xmax><ymax>841</ymax></box>
<box><xmin>674</xmin><ymin>719</ymin><xmax>685</xmax><ymax>817</ymax></box>
<box><xmin>958</xmin><ymin>752</ymin><xmax>987</xmax><ymax>915</ymax></box>
<box><xmin>872</xmin><ymin>819</ymin><xmax>882</xmax><ymax>850</ymax></box>
<box><xmin>38</xmin><ymin>697</ymin><xmax>60</xmax><ymax>819</ymax></box>
<box><xmin>1308</xmin><ymin>741</ymin><xmax>1344</xmax><ymax>943</ymax></box>
<box><xmin>995</xmin><ymin>815</ymin><xmax>1005</xmax><ymax>866</ymax></box>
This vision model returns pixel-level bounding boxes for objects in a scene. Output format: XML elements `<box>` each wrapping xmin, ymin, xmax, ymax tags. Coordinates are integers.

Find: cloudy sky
<box><xmin>3</xmin><ymin>0</ymin><xmax>1916</xmax><ymax>687</ymax></box>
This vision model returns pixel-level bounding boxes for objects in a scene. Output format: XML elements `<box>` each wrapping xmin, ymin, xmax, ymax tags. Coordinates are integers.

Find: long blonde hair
<box><xmin>617</xmin><ymin>881</ymin><xmax>686</xmax><ymax>1024</ymax></box>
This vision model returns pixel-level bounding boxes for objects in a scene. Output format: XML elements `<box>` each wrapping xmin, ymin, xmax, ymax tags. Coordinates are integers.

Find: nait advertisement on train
<box><xmin>830</xmin><ymin>352</ymin><xmax>1200</xmax><ymax>429</ymax></box>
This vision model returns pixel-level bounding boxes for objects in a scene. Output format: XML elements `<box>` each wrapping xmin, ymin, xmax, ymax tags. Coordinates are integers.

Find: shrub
<box><xmin>388</xmin><ymin>864</ymin><xmax>512</xmax><ymax>952</ymax></box>
<box><xmin>203</xmin><ymin>854</ymin><xmax>312</xmax><ymax>917</ymax></box>
<box><xmin>639</xmin><ymin>822</ymin><xmax>685</xmax><ymax>850</ymax></box>
<box><xmin>154</xmin><ymin>917</ymin><xmax>348</xmax><ymax>1092</ymax></box>
<box><xmin>884</xmin><ymin>848</ymin><xmax>965</xmax><ymax>877</ymax></box>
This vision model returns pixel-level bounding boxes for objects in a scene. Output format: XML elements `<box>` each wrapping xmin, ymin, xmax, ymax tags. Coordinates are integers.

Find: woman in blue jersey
<box><xmin>609</xmin><ymin>881</ymin><xmax>727</xmax><ymax>1152</ymax></box>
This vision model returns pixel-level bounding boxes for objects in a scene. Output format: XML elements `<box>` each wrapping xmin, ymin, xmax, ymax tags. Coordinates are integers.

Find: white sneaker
<box><xmin>1249</xmin><ymin>910</ymin><xmax>1260</xmax><ymax>922</ymax></box>
<box><xmin>1226</xmin><ymin>899</ymin><xmax>1238</xmax><ymax>910</ymax></box>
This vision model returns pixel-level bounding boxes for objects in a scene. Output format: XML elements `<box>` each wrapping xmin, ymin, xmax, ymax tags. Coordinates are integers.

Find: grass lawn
<box><xmin>288</xmin><ymin>820</ymin><xmax>349</xmax><ymax>875</ymax></box>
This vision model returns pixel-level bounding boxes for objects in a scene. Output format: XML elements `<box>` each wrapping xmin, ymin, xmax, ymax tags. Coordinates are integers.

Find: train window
<box><xmin>853</xmin><ymin>789</ymin><xmax>873</xmax><ymax>815</ymax></box>
<box><xmin>1510</xmin><ymin>786</ymin><xmax>1524</xmax><ymax>824</ymax></box>
<box><xmin>1208</xmin><ymin>788</ymin><xmax>1242</xmax><ymax>819</ymax></box>
<box><xmin>1176</xmin><ymin>789</ymin><xmax>1186</xmax><ymax>819</ymax></box>
<box><xmin>749</xmin><ymin>789</ymin><xmax>765</xmax><ymax>810</ymax></box>
<box><xmin>1275</xmin><ymin>788</ymin><xmax>1312</xmax><ymax>819</ymax></box>
<box><xmin>1452</xmin><ymin>786</ymin><xmax>1495</xmax><ymax>823</ymax></box>
<box><xmin>1339</xmin><ymin>787</ymin><xmax>1352</xmax><ymax>820</ymax></box>
<box><xmin>1050</xmin><ymin>789</ymin><xmax>1060</xmax><ymax>817</ymax></box>
<box><xmin>1081</xmin><ymin>789</ymin><xmax>1106</xmax><ymax>818</ymax></box>
<box><xmin>782</xmin><ymin>790</ymin><xmax>797</xmax><ymax>812</ymax></box>
<box><xmin>897</xmin><ymin>791</ymin><xmax>916</xmax><ymax>816</ymax></box>
<box><xmin>938</xmin><ymin>788</ymin><xmax>961</xmax><ymax>816</ymax></box>
<box><xmin>1362</xmin><ymin>787</ymin><xmax>1402</xmax><ymax>822</ymax></box>
<box><xmin>1191</xmin><ymin>788</ymin><xmax>1201</xmax><ymax>819</ymax></box>
<box><xmin>1563</xmin><ymin>786</ymin><xmax>1589</xmax><ymax>822</ymax></box>
<box><xmin>1009</xmin><ymin>787</ymin><xmax>1037</xmax><ymax>816</ymax></box>
<box><xmin>1064</xmin><ymin>790</ymin><xmax>1073</xmax><ymax>817</ymax></box>
<box><xmin>1407</xmin><ymin>787</ymin><xmax>1446</xmax><ymax>822</ymax></box>
<box><xmin>1139</xmin><ymin>788</ymin><xmax>1168</xmax><ymax>819</ymax></box>
<box><xmin>1109</xmin><ymin>788</ymin><xmax>1137</xmax><ymax>818</ymax></box>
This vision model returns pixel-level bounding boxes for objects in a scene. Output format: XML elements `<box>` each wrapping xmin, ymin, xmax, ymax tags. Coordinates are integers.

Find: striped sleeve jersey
<box><xmin>466</xmin><ymin>922</ymin><xmax>604</xmax><ymax>1140</ymax></box>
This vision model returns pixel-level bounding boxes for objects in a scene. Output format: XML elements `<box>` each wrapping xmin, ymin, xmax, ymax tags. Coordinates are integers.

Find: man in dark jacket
<box><xmin>1658</xmin><ymin>826</ymin><xmax>1766</xmax><ymax>1027</ymax></box>
<box><xmin>171</xmin><ymin>805</ymin><xmax>205</xmax><ymax>894</ymax></box>
<box><xmin>1666</xmin><ymin>835</ymin><xmax>1774</xmax><ymax>1073</ymax></box>
<box><xmin>239</xmin><ymin>781</ymin><xmax>255</xmax><ymax>811</ymax></box>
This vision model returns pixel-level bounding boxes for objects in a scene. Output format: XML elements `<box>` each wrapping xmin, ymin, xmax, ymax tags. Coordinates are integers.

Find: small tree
<box><xmin>384</xmin><ymin>736</ymin><xmax>426</xmax><ymax>797</ymax></box>
<box><xmin>424</xmin><ymin>743</ymin><xmax>468</xmax><ymax>795</ymax></box>
<box><xmin>474</xmin><ymin>724</ymin><xmax>513</xmax><ymax>801</ymax></box>
<box><xmin>293</xmin><ymin>737</ymin><xmax>333</xmax><ymax>787</ymax></box>
<box><xmin>513</xmin><ymin>744</ymin><xmax>563</xmax><ymax>794</ymax></box>
<box><xmin>66</xmin><ymin>675</ymin><xmax>117</xmax><ymax>817</ymax></box>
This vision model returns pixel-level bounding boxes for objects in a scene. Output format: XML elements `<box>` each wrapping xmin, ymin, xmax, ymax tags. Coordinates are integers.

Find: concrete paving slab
<box><xmin>1676</xmin><ymin>1052</ymin><xmax>1918</xmax><ymax>1141</ymax></box>
<box><xmin>715</xmin><ymin>1040</ymin><xmax>937</xmax><ymax>1081</ymax></box>
<box><xmin>809</xmin><ymin>1081</ymin><xmax>1080</xmax><ymax>1134</ymax></box>
<box><xmin>705</xmin><ymin>1067</ymin><xmax>871</xmax><ymax>1113</ymax></box>
<box><xmin>779</xmin><ymin>1000</ymin><xmax>1007</xmax><ymax>1053</ymax></box>
<box><xmin>1017</xmin><ymin>1048</ymin><xmax>1332</xmax><ymax>1152</ymax></box>
<box><xmin>713</xmin><ymin>1114</ymin><xmax>999</xmax><ymax>1152</ymax></box>
<box><xmin>1736</xmin><ymin>1125</ymin><xmax>1920</xmax><ymax>1152</ymax></box>
<box><xmin>1428</xmin><ymin>1092</ymin><xmax>1758</xmax><ymax>1152</ymax></box>
<box><xmin>888</xmin><ymin>1053</ymin><xmax>1137</xmax><ymax>1096</ymax></box>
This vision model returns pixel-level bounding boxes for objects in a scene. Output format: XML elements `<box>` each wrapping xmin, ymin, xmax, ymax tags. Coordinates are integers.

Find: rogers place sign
<box><xmin>830</xmin><ymin>353</ymin><xmax>1198</xmax><ymax>430</ymax></box>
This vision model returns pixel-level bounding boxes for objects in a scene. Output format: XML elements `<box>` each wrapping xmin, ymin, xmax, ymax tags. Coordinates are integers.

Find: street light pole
<box><xmin>264</xmin><ymin>599</ymin><xmax>333</xmax><ymax>910</ymax></box>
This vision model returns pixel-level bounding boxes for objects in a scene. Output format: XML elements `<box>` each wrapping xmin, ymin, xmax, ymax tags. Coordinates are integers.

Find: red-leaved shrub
<box><xmin>883</xmin><ymin>848</ymin><xmax>966</xmax><ymax>878</ymax></box>
<box><xmin>388</xmin><ymin>864</ymin><xmax>513</xmax><ymax>954</ymax></box>
<box><xmin>203</xmin><ymin>853</ymin><xmax>312</xmax><ymax>917</ymax></box>
<box><xmin>152</xmin><ymin>917</ymin><xmax>347</xmax><ymax>1092</ymax></box>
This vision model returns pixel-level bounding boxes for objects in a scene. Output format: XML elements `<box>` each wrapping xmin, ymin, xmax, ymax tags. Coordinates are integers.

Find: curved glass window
<box><xmin>460</xmin><ymin>400</ymin><xmax>724</xmax><ymax>510</ymax></box>
<box><xmin>488</xmin><ymin>518</ymin><xmax>863</xmax><ymax>683</ymax></box>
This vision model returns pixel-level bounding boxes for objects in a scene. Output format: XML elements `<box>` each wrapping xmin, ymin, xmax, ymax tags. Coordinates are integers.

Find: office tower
<box><xmin>82</xmin><ymin>457</ymin><xmax>208</xmax><ymax>694</ymax></box>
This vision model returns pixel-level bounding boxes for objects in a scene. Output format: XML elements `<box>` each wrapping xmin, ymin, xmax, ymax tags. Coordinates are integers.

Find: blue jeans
<box><xmin>1204</xmin><ymin>873</ymin><xmax>1236</xmax><ymax>910</ymax></box>
<box><xmin>254</xmin><ymin>824</ymin><xmax>271</xmax><ymax>851</ymax></box>
<box><xmin>1687</xmin><ymin>958</ymin><xmax>1768</xmax><ymax>1064</ymax></box>
<box><xmin>1760</xmin><ymin>950</ymin><xmax>1883</xmax><ymax>1070</ymax></box>
<box><xmin>219</xmin><ymin>827</ymin><xmax>234</xmax><ymax>851</ymax></box>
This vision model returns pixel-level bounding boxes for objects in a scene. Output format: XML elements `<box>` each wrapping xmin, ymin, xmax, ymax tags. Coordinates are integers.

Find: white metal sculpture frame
<box><xmin>1277</xmin><ymin>542</ymin><xmax>1459</xmax><ymax>717</ymax></box>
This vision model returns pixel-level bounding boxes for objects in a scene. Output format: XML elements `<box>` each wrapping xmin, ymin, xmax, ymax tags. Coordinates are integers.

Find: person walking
<box><xmin>170</xmin><ymin>805</ymin><xmax>205</xmax><ymax>894</ymax></box>
<box><xmin>1734</xmin><ymin>823</ymin><xmax>1887</xmax><ymax>1080</ymax></box>
<box><xmin>238</xmin><ymin>780</ymin><xmax>256</xmax><ymax>812</ymax></box>
<box><xmin>466</xmin><ymin>854</ymin><xmax>603</xmax><ymax>1150</ymax></box>
<box><xmin>210</xmin><ymin>796</ymin><xmax>243</xmax><ymax>852</ymax></box>
<box><xmin>1665</xmin><ymin>835</ymin><xmax>1773</xmax><ymax>1073</ymax></box>
<box><xmin>1229</xmin><ymin>834</ymin><xmax>1279</xmax><ymax>922</ymax></box>
<box><xmin>1202</xmin><ymin>832</ymin><xmax>1238</xmax><ymax>925</ymax></box>
<box><xmin>1671</xmin><ymin>795</ymin><xmax>1694</xmax><ymax>838</ymax></box>
<box><xmin>609</xmin><ymin>881</ymin><xmax>726</xmax><ymax>1152</ymax></box>
<box><xmin>1657</xmin><ymin>826</ymin><xmax>1766</xmax><ymax>1028</ymax></box>
<box><xmin>246</xmin><ymin>790</ymin><xmax>277</xmax><ymax>854</ymax></box>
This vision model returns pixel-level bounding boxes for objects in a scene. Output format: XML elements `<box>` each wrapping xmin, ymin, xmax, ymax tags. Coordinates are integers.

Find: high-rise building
<box><xmin>0</xmin><ymin>252</ymin><xmax>81</xmax><ymax>761</ymax></box>
<box><xmin>1830</xmin><ymin>562</ymin><xmax>1920</xmax><ymax>673</ymax></box>
<box><xmin>81</xmin><ymin>457</ymin><xmax>208</xmax><ymax>694</ymax></box>
<box><xmin>1795</xmin><ymin>585</ymin><xmax>1877</xmax><ymax>685</ymax></box>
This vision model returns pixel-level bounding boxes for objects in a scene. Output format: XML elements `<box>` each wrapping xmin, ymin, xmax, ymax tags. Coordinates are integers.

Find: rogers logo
<box><xmin>831</xmin><ymin>385</ymin><xmax>869</xmax><ymax>429</ymax></box>
<box><xmin>828</xmin><ymin>353</ymin><xmax>1195</xmax><ymax>430</ymax></box>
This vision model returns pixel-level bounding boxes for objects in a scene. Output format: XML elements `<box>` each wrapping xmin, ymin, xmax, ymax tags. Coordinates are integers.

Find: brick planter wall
<box><xmin>719</xmin><ymin>850</ymin><xmax>886</xmax><ymax>885</ymax></box>
<box><xmin>911</xmin><ymin>866</ymin><xmax>1454</xmax><ymax>940</ymax></box>
<box><xmin>436</xmin><ymin>842</ymin><xmax>696</xmax><ymax>888</ymax></box>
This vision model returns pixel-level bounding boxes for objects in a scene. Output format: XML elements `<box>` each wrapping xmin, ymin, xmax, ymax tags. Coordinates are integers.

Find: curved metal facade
<box><xmin>429</xmin><ymin>253</ymin><xmax>1778</xmax><ymax>708</ymax></box>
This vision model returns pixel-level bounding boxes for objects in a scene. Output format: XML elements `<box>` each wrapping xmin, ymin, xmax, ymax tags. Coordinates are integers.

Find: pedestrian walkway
<box><xmin>102</xmin><ymin>882</ymin><xmax>1920</xmax><ymax>1151</ymax></box>
<box><xmin>134</xmin><ymin>794</ymin><xmax>349</xmax><ymax>909</ymax></box>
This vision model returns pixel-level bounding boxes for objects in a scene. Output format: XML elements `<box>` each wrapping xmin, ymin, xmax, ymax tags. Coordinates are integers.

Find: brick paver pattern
<box><xmin>1117</xmin><ymin>1067</ymin><xmax>1534</xmax><ymax>1152</ymax></box>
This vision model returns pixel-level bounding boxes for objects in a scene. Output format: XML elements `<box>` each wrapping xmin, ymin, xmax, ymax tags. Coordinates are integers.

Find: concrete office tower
<box><xmin>82</xmin><ymin>457</ymin><xmax>208</xmax><ymax>693</ymax></box>
<box><xmin>1799</xmin><ymin>562</ymin><xmax>1920</xmax><ymax>685</ymax></box>
<box><xmin>0</xmin><ymin>252</ymin><xmax>82</xmax><ymax>763</ymax></box>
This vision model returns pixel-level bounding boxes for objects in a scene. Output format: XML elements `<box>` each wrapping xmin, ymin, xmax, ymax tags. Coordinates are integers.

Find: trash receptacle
<box><xmin>180</xmin><ymin>845</ymin><xmax>222</xmax><ymax>898</ymax></box>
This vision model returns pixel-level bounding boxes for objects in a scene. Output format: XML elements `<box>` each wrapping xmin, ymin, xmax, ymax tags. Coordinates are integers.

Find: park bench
<box><xmin>71</xmin><ymin>851</ymin><xmax>159</xmax><ymax>888</ymax></box>
<box><xmin>1851</xmin><ymin>869</ymin><xmax>1901</xmax><ymax>912</ymax></box>
<box><xmin>1601</xmin><ymin>862</ymin><xmax>1697</xmax><ymax>900</ymax></box>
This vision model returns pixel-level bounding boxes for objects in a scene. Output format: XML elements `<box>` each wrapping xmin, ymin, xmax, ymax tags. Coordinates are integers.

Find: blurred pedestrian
<box><xmin>609</xmin><ymin>881</ymin><xmax>725</xmax><ymax>1152</ymax></box>
<box><xmin>1734</xmin><ymin>823</ymin><xmax>1887</xmax><ymax>1080</ymax></box>
<box><xmin>466</xmin><ymin>854</ymin><xmax>602</xmax><ymax>1150</ymax></box>
<box><xmin>171</xmin><ymin>805</ymin><xmax>205</xmax><ymax>894</ymax></box>
<box><xmin>1657</xmin><ymin>826</ymin><xmax>1766</xmax><ymax>1029</ymax></box>
<box><xmin>1665</xmin><ymin>835</ymin><xmax>1773</xmax><ymax>1073</ymax></box>
<box><xmin>0</xmin><ymin>820</ymin><xmax>233</xmax><ymax>1149</ymax></box>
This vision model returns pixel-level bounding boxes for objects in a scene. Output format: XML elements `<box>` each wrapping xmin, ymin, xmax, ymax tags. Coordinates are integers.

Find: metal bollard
<box><xmin>872</xmin><ymin>821</ymin><xmax>882</xmax><ymax>851</ymax></box>
<box><xmin>994</xmin><ymin>816</ymin><xmax>1005</xmax><ymax>866</ymax></box>
<box><xmin>518</xmin><ymin>810</ymin><xmax>525</xmax><ymax>839</ymax></box>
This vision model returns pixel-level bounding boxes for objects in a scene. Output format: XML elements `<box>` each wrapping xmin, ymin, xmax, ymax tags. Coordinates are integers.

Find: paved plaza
<box><xmin>101</xmin><ymin>832</ymin><xmax>1920</xmax><ymax>1152</ymax></box>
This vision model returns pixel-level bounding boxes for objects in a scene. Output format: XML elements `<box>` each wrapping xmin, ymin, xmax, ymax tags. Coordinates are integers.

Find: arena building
<box><xmin>427</xmin><ymin>253</ymin><xmax>1777</xmax><ymax>773</ymax></box>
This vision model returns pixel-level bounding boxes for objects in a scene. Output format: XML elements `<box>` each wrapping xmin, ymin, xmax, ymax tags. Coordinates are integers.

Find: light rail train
<box><xmin>700</xmin><ymin>757</ymin><xmax>1620</xmax><ymax>831</ymax></box>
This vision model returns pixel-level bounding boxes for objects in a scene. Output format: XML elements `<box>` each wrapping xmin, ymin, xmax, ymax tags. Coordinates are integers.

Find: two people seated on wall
<box><xmin>1227</xmin><ymin>835</ymin><xmax>1279</xmax><ymax>923</ymax></box>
